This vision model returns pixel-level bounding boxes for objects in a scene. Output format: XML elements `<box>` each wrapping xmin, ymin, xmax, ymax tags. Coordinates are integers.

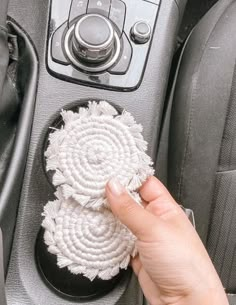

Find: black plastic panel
<box><xmin>47</xmin><ymin>0</ymin><xmax>161</xmax><ymax>91</ymax></box>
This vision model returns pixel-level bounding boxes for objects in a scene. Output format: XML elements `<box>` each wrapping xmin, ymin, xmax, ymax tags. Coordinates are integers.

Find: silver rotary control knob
<box><xmin>131</xmin><ymin>21</ymin><xmax>151</xmax><ymax>44</ymax></box>
<box><xmin>72</xmin><ymin>14</ymin><xmax>115</xmax><ymax>64</ymax></box>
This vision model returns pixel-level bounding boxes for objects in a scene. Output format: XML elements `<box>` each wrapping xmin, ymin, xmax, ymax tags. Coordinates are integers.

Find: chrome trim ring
<box><xmin>64</xmin><ymin>24</ymin><xmax>121</xmax><ymax>73</ymax></box>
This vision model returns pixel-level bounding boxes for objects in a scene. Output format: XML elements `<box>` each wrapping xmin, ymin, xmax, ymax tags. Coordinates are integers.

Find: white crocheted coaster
<box><xmin>45</xmin><ymin>101</ymin><xmax>154</xmax><ymax>209</ymax></box>
<box><xmin>42</xmin><ymin>189</ymin><xmax>137</xmax><ymax>281</ymax></box>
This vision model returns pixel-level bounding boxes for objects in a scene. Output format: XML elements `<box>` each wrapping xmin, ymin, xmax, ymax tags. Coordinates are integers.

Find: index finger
<box><xmin>140</xmin><ymin>176</ymin><xmax>177</xmax><ymax>205</ymax></box>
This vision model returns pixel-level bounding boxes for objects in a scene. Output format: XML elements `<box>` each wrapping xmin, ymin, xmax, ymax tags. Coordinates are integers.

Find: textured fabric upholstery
<box><xmin>168</xmin><ymin>0</ymin><xmax>236</xmax><ymax>297</ymax></box>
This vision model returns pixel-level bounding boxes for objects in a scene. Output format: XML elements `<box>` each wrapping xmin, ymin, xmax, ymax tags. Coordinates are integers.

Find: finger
<box><xmin>139</xmin><ymin>176</ymin><xmax>186</xmax><ymax>222</ymax></box>
<box><xmin>137</xmin><ymin>268</ymin><xmax>162</xmax><ymax>305</ymax></box>
<box><xmin>146</xmin><ymin>199</ymin><xmax>187</xmax><ymax>225</ymax></box>
<box><xmin>131</xmin><ymin>257</ymin><xmax>162</xmax><ymax>304</ymax></box>
<box><xmin>106</xmin><ymin>178</ymin><xmax>161</xmax><ymax>240</ymax></box>
<box><xmin>141</xmin><ymin>199</ymin><xmax>148</xmax><ymax>208</ymax></box>
<box><xmin>131</xmin><ymin>256</ymin><xmax>142</xmax><ymax>276</ymax></box>
<box><xmin>140</xmin><ymin>176</ymin><xmax>177</xmax><ymax>206</ymax></box>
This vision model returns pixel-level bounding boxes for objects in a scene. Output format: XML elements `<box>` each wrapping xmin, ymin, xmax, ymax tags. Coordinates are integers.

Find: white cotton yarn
<box><xmin>42</xmin><ymin>101</ymin><xmax>154</xmax><ymax>280</ymax></box>
<box><xmin>45</xmin><ymin>101</ymin><xmax>154</xmax><ymax>209</ymax></box>
<box><xmin>42</xmin><ymin>188</ymin><xmax>137</xmax><ymax>281</ymax></box>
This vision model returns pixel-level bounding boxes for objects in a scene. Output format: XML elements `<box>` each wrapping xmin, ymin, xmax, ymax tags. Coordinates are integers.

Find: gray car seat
<box><xmin>167</xmin><ymin>0</ymin><xmax>236</xmax><ymax>302</ymax></box>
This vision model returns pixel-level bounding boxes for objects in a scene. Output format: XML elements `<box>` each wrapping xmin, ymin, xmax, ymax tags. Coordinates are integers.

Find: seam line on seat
<box><xmin>177</xmin><ymin>0</ymin><xmax>235</xmax><ymax>202</ymax></box>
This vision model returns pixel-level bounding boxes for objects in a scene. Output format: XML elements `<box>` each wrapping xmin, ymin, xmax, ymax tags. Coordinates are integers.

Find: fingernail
<box><xmin>108</xmin><ymin>178</ymin><xmax>125</xmax><ymax>196</ymax></box>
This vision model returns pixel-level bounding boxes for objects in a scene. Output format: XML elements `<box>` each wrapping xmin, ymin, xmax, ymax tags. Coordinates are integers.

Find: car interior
<box><xmin>0</xmin><ymin>0</ymin><xmax>236</xmax><ymax>304</ymax></box>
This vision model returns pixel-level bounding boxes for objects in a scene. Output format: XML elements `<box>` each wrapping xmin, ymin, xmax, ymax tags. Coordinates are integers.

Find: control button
<box><xmin>50</xmin><ymin>0</ymin><xmax>72</xmax><ymax>30</ymax></box>
<box><xmin>72</xmin><ymin>14</ymin><xmax>115</xmax><ymax>63</ymax></box>
<box><xmin>130</xmin><ymin>20</ymin><xmax>151</xmax><ymax>44</ymax></box>
<box><xmin>51</xmin><ymin>22</ymin><xmax>69</xmax><ymax>65</ymax></box>
<box><xmin>87</xmin><ymin>0</ymin><xmax>111</xmax><ymax>17</ymax></box>
<box><xmin>109</xmin><ymin>32</ymin><xmax>132</xmax><ymax>74</ymax></box>
<box><xmin>69</xmin><ymin>0</ymin><xmax>89</xmax><ymax>24</ymax></box>
<box><xmin>109</xmin><ymin>0</ymin><xmax>126</xmax><ymax>37</ymax></box>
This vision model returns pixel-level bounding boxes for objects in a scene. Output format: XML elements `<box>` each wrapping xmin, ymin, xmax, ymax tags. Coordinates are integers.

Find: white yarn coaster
<box><xmin>45</xmin><ymin>101</ymin><xmax>154</xmax><ymax>209</ymax></box>
<box><xmin>42</xmin><ymin>101</ymin><xmax>154</xmax><ymax>280</ymax></box>
<box><xmin>42</xmin><ymin>188</ymin><xmax>137</xmax><ymax>281</ymax></box>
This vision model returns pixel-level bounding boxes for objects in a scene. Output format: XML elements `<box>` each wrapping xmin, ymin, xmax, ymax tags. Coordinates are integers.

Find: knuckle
<box><xmin>121</xmin><ymin>196</ymin><xmax>136</xmax><ymax>214</ymax></box>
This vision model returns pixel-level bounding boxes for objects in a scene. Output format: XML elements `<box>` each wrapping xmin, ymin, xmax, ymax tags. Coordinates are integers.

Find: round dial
<box><xmin>72</xmin><ymin>14</ymin><xmax>115</xmax><ymax>64</ymax></box>
<box><xmin>131</xmin><ymin>21</ymin><xmax>151</xmax><ymax>44</ymax></box>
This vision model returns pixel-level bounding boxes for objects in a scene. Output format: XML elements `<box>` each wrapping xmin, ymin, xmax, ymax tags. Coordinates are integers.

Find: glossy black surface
<box><xmin>87</xmin><ymin>0</ymin><xmax>111</xmax><ymax>16</ymax></box>
<box><xmin>109</xmin><ymin>0</ymin><xmax>125</xmax><ymax>37</ymax></box>
<box><xmin>109</xmin><ymin>32</ymin><xmax>131</xmax><ymax>75</ymax></box>
<box><xmin>51</xmin><ymin>22</ymin><xmax>69</xmax><ymax>65</ymax></box>
<box><xmin>35</xmin><ymin>229</ymin><xmax>129</xmax><ymax>301</ymax></box>
<box><xmin>69</xmin><ymin>0</ymin><xmax>88</xmax><ymax>24</ymax></box>
<box><xmin>47</xmin><ymin>0</ymin><xmax>161</xmax><ymax>91</ymax></box>
<box><xmin>50</xmin><ymin>0</ymin><xmax>71</xmax><ymax>30</ymax></box>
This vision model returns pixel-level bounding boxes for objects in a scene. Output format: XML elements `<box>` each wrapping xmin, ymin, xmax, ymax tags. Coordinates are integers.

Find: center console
<box><xmin>4</xmin><ymin>0</ymin><xmax>187</xmax><ymax>304</ymax></box>
<box><xmin>48</xmin><ymin>0</ymin><xmax>160</xmax><ymax>90</ymax></box>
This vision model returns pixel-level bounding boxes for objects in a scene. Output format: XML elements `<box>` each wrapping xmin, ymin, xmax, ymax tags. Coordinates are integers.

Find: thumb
<box><xmin>106</xmin><ymin>178</ymin><xmax>162</xmax><ymax>241</ymax></box>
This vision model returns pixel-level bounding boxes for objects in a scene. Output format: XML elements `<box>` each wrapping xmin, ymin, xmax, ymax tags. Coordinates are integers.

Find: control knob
<box><xmin>130</xmin><ymin>20</ymin><xmax>151</xmax><ymax>44</ymax></box>
<box><xmin>72</xmin><ymin>14</ymin><xmax>115</xmax><ymax>63</ymax></box>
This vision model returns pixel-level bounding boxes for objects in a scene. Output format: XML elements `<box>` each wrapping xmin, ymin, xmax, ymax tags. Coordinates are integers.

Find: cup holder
<box><xmin>37</xmin><ymin>100</ymin><xmax>130</xmax><ymax>301</ymax></box>
<box><xmin>35</xmin><ymin>229</ymin><xmax>128</xmax><ymax>301</ymax></box>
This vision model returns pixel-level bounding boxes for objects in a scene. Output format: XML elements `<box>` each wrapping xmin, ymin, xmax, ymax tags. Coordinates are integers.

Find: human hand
<box><xmin>106</xmin><ymin>176</ymin><xmax>229</xmax><ymax>305</ymax></box>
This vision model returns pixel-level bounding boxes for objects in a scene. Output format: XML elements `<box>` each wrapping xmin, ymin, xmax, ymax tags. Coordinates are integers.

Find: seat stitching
<box><xmin>221</xmin><ymin>59</ymin><xmax>236</xmax><ymax>170</ymax></box>
<box><xmin>177</xmin><ymin>1</ymin><xmax>234</xmax><ymax>202</ymax></box>
<box><xmin>219</xmin><ymin>188</ymin><xmax>236</xmax><ymax>276</ymax></box>
<box><xmin>227</xmin><ymin>244</ymin><xmax>236</xmax><ymax>289</ymax></box>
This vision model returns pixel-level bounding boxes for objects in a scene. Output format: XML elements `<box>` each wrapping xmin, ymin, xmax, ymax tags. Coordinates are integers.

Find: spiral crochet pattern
<box><xmin>42</xmin><ymin>188</ymin><xmax>137</xmax><ymax>281</ymax></box>
<box><xmin>45</xmin><ymin>101</ymin><xmax>154</xmax><ymax>209</ymax></box>
<box><xmin>42</xmin><ymin>101</ymin><xmax>154</xmax><ymax>280</ymax></box>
